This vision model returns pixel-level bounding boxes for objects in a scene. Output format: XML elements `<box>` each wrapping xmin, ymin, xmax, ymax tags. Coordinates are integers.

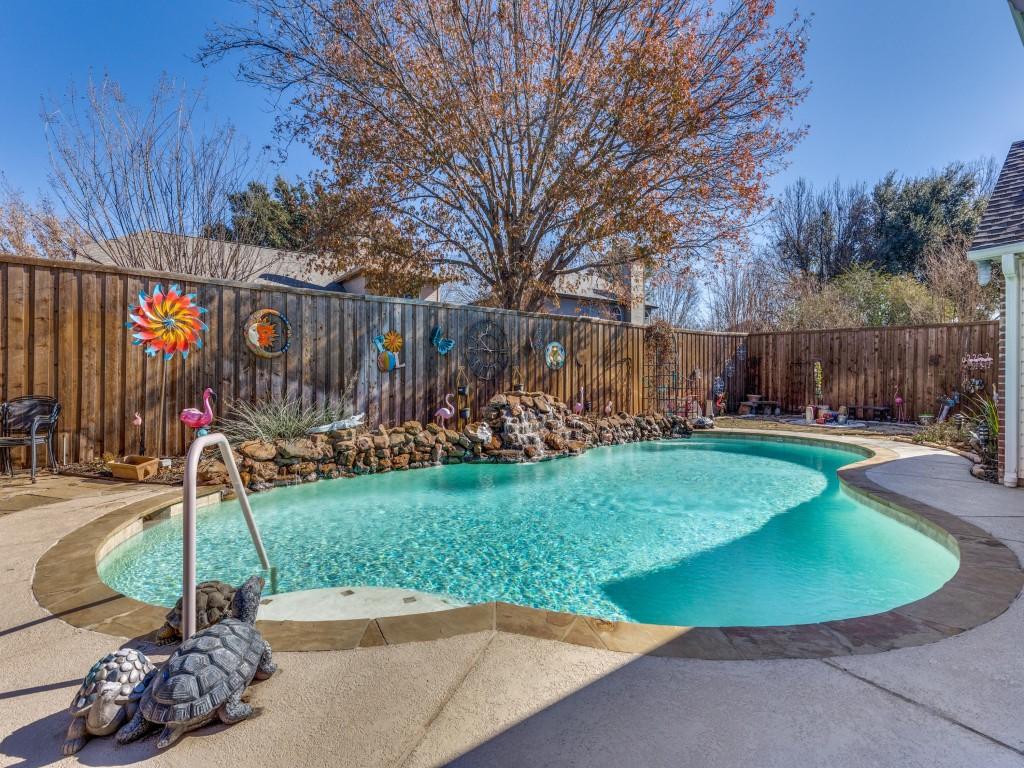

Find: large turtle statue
<box><xmin>116</xmin><ymin>575</ymin><xmax>276</xmax><ymax>749</ymax></box>
<box><xmin>63</xmin><ymin>648</ymin><xmax>156</xmax><ymax>755</ymax></box>
<box><xmin>155</xmin><ymin>580</ymin><xmax>236</xmax><ymax>644</ymax></box>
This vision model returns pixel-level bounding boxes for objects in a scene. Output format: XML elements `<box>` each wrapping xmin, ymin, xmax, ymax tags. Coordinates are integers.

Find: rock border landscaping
<box><xmin>199</xmin><ymin>391</ymin><xmax>701</xmax><ymax>491</ymax></box>
<box><xmin>33</xmin><ymin>430</ymin><xmax>1023</xmax><ymax>659</ymax></box>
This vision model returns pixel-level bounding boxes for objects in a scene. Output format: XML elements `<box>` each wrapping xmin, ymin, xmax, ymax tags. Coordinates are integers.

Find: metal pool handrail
<box><xmin>182</xmin><ymin>432</ymin><xmax>271</xmax><ymax>640</ymax></box>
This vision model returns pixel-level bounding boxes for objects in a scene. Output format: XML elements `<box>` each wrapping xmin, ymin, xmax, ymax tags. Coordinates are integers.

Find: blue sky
<box><xmin>1</xmin><ymin>1</ymin><xmax>1022</xmax><ymax>205</ymax></box>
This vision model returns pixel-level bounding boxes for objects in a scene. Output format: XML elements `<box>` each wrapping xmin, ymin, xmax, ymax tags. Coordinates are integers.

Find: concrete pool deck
<box><xmin>2</xmin><ymin>432</ymin><xmax>1024</xmax><ymax>766</ymax></box>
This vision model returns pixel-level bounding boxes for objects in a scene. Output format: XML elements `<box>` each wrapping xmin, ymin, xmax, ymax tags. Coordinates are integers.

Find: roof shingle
<box><xmin>970</xmin><ymin>139</ymin><xmax>1024</xmax><ymax>253</ymax></box>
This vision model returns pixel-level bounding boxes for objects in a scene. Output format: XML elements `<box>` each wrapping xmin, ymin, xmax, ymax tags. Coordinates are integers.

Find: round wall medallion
<box><xmin>244</xmin><ymin>309</ymin><xmax>291</xmax><ymax>359</ymax></box>
<box><xmin>545</xmin><ymin>341</ymin><xmax>566</xmax><ymax>370</ymax></box>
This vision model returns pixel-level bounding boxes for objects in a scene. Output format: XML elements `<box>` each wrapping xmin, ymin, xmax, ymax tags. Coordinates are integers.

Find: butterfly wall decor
<box><xmin>431</xmin><ymin>326</ymin><xmax>455</xmax><ymax>355</ymax></box>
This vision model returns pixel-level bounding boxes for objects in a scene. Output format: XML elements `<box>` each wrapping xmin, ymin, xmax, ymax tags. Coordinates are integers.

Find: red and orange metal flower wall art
<box><xmin>127</xmin><ymin>283</ymin><xmax>208</xmax><ymax>360</ymax></box>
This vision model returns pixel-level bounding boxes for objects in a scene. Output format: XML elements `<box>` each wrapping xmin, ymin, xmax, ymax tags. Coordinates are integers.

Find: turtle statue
<box><xmin>63</xmin><ymin>648</ymin><xmax>156</xmax><ymax>755</ymax></box>
<box><xmin>116</xmin><ymin>575</ymin><xmax>276</xmax><ymax>749</ymax></box>
<box><xmin>155</xmin><ymin>580</ymin><xmax>236</xmax><ymax>644</ymax></box>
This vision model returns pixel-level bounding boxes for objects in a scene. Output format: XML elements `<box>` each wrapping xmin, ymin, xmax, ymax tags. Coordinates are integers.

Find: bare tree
<box><xmin>45</xmin><ymin>76</ymin><xmax>278</xmax><ymax>280</ymax></box>
<box><xmin>649</xmin><ymin>267</ymin><xmax>702</xmax><ymax>329</ymax></box>
<box><xmin>922</xmin><ymin>233</ymin><xmax>1001</xmax><ymax>322</ymax></box>
<box><xmin>0</xmin><ymin>180</ymin><xmax>85</xmax><ymax>259</ymax></box>
<box><xmin>767</xmin><ymin>177</ymin><xmax>872</xmax><ymax>283</ymax></box>
<box><xmin>703</xmin><ymin>252</ymin><xmax>788</xmax><ymax>331</ymax></box>
<box><xmin>203</xmin><ymin>0</ymin><xmax>808</xmax><ymax>310</ymax></box>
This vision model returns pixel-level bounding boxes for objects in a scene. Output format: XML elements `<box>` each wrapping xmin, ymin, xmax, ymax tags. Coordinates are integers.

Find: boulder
<box><xmin>251</xmin><ymin>460</ymin><xmax>280</xmax><ymax>481</ymax></box>
<box><xmin>464</xmin><ymin>422</ymin><xmax>493</xmax><ymax>444</ymax></box>
<box><xmin>544</xmin><ymin>433</ymin><xmax>566</xmax><ymax>451</ymax></box>
<box><xmin>278</xmin><ymin>438</ymin><xmax>321</xmax><ymax>461</ymax></box>
<box><xmin>239</xmin><ymin>440</ymin><xmax>277</xmax><ymax>462</ymax></box>
<box><xmin>197</xmin><ymin>458</ymin><xmax>229</xmax><ymax>486</ymax></box>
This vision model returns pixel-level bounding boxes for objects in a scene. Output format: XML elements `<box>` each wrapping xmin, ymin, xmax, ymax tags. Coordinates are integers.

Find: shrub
<box><xmin>912</xmin><ymin>419</ymin><xmax>970</xmax><ymax>450</ymax></box>
<box><xmin>219</xmin><ymin>395</ymin><xmax>355</xmax><ymax>443</ymax></box>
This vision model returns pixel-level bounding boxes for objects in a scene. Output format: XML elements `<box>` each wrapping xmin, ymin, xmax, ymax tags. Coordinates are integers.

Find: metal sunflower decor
<box><xmin>465</xmin><ymin>320</ymin><xmax>509</xmax><ymax>381</ymax></box>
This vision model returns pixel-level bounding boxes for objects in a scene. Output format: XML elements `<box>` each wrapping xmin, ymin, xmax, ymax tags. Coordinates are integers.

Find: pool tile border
<box><xmin>32</xmin><ymin>431</ymin><xmax>1024</xmax><ymax>659</ymax></box>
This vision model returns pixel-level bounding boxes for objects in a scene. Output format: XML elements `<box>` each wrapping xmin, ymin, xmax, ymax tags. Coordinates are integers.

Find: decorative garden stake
<box><xmin>430</xmin><ymin>326</ymin><xmax>455</xmax><ymax>355</ymax></box>
<box><xmin>244</xmin><ymin>309</ymin><xmax>291</xmax><ymax>359</ymax></box>
<box><xmin>455</xmin><ymin>366</ymin><xmax>471</xmax><ymax>424</ymax></box>
<box><xmin>893</xmin><ymin>385</ymin><xmax>906</xmax><ymax>422</ymax></box>
<box><xmin>604</xmin><ymin>401</ymin><xmax>613</xmax><ymax>416</ymax></box>
<box><xmin>132</xmin><ymin>412</ymin><xmax>144</xmax><ymax>455</ymax></box>
<box><xmin>434</xmin><ymin>394</ymin><xmax>455</xmax><ymax>428</ymax></box>
<box><xmin>127</xmin><ymin>283</ymin><xmax>207</xmax><ymax>454</ymax></box>
<box><xmin>181</xmin><ymin>388</ymin><xmax>217</xmax><ymax>437</ymax></box>
<box><xmin>511</xmin><ymin>365</ymin><xmax>524</xmax><ymax>392</ymax></box>
<box><xmin>573</xmin><ymin>387</ymin><xmax>585</xmax><ymax>415</ymax></box>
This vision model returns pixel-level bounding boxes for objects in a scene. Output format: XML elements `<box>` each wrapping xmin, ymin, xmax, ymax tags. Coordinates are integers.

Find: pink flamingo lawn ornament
<box><xmin>894</xmin><ymin>384</ymin><xmax>905</xmax><ymax>423</ymax></box>
<box><xmin>180</xmin><ymin>388</ymin><xmax>217</xmax><ymax>437</ymax></box>
<box><xmin>434</xmin><ymin>393</ymin><xmax>455</xmax><ymax>428</ymax></box>
<box><xmin>604</xmin><ymin>401</ymin><xmax>613</xmax><ymax>416</ymax></box>
<box><xmin>573</xmin><ymin>387</ymin><xmax>585</xmax><ymax>415</ymax></box>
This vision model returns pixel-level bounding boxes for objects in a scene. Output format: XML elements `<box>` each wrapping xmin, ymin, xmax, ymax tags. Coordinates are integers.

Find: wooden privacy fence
<box><xmin>0</xmin><ymin>254</ymin><xmax>655</xmax><ymax>462</ymax></box>
<box><xmin>0</xmin><ymin>254</ymin><xmax>999</xmax><ymax>463</ymax></box>
<box><xmin>743</xmin><ymin>322</ymin><xmax>999</xmax><ymax>421</ymax></box>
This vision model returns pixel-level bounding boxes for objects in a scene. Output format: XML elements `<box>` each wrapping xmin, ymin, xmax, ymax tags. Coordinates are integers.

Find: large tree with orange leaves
<box><xmin>206</xmin><ymin>0</ymin><xmax>807</xmax><ymax>310</ymax></box>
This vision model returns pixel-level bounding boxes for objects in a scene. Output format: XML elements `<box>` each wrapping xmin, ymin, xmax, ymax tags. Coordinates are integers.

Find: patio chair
<box><xmin>0</xmin><ymin>396</ymin><xmax>61</xmax><ymax>482</ymax></box>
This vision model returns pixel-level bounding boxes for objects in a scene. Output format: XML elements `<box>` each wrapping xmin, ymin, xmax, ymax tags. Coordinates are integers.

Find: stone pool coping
<box><xmin>32</xmin><ymin>430</ymin><xmax>1024</xmax><ymax>660</ymax></box>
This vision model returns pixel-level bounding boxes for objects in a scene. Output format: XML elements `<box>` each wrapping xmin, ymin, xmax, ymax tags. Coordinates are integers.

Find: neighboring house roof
<box><xmin>970</xmin><ymin>140</ymin><xmax>1024</xmax><ymax>254</ymax></box>
<box><xmin>1012</xmin><ymin>0</ymin><xmax>1024</xmax><ymax>45</ymax></box>
<box><xmin>551</xmin><ymin>272</ymin><xmax>657</xmax><ymax>310</ymax></box>
<box><xmin>76</xmin><ymin>232</ymin><xmax>441</xmax><ymax>295</ymax></box>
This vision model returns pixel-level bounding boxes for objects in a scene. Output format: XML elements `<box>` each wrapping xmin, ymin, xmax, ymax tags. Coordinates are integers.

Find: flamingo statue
<box><xmin>893</xmin><ymin>384</ymin><xmax>905</xmax><ymax>423</ymax></box>
<box><xmin>434</xmin><ymin>393</ymin><xmax>455</xmax><ymax>428</ymax></box>
<box><xmin>604</xmin><ymin>401</ymin><xmax>613</xmax><ymax>416</ymax></box>
<box><xmin>181</xmin><ymin>388</ymin><xmax>217</xmax><ymax>437</ymax></box>
<box><xmin>573</xmin><ymin>387</ymin><xmax>585</xmax><ymax>415</ymax></box>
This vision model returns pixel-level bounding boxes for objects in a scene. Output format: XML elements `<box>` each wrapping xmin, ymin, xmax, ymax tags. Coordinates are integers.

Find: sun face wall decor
<box><xmin>243</xmin><ymin>309</ymin><xmax>292</xmax><ymax>359</ymax></box>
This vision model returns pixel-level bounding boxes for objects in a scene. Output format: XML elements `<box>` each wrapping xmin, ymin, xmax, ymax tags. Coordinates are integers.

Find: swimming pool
<box><xmin>99</xmin><ymin>436</ymin><xmax>959</xmax><ymax>627</ymax></box>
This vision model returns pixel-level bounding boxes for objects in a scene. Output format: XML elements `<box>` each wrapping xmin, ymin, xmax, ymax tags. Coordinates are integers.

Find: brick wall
<box><xmin>998</xmin><ymin>281</ymin><xmax>1007</xmax><ymax>479</ymax></box>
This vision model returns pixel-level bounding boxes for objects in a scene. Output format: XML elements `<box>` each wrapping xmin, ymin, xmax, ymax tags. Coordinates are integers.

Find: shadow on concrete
<box><xmin>0</xmin><ymin>680</ymin><xmax>80</xmax><ymax>701</ymax></box>
<box><xmin>0</xmin><ymin>595</ymin><xmax>125</xmax><ymax>641</ymax></box>
<box><xmin>0</xmin><ymin>687</ymin><xmax>267</xmax><ymax>768</ymax></box>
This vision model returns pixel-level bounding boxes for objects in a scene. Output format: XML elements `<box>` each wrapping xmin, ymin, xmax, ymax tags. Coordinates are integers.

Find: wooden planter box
<box><xmin>108</xmin><ymin>455</ymin><xmax>159</xmax><ymax>482</ymax></box>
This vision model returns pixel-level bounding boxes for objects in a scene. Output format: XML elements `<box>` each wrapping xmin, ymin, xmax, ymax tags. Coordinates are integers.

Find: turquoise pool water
<box><xmin>99</xmin><ymin>437</ymin><xmax>959</xmax><ymax>627</ymax></box>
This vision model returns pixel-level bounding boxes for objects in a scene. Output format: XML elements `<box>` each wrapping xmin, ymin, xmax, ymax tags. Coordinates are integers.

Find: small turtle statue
<box><xmin>116</xmin><ymin>575</ymin><xmax>276</xmax><ymax>749</ymax></box>
<box><xmin>63</xmin><ymin>648</ymin><xmax>156</xmax><ymax>755</ymax></box>
<box><xmin>155</xmin><ymin>579</ymin><xmax>236</xmax><ymax>644</ymax></box>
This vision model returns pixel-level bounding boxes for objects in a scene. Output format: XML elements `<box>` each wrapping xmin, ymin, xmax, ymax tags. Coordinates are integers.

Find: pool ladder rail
<box><xmin>181</xmin><ymin>432</ymin><xmax>272</xmax><ymax>640</ymax></box>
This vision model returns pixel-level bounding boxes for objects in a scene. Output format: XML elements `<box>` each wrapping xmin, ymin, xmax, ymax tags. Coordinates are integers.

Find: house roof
<box><xmin>1012</xmin><ymin>0</ymin><xmax>1024</xmax><ymax>44</ymax></box>
<box><xmin>970</xmin><ymin>140</ymin><xmax>1024</xmax><ymax>254</ymax></box>
<box><xmin>551</xmin><ymin>272</ymin><xmax>657</xmax><ymax>310</ymax></box>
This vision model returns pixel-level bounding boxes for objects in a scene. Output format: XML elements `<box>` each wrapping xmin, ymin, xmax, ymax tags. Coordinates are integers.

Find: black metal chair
<box><xmin>0</xmin><ymin>396</ymin><xmax>61</xmax><ymax>482</ymax></box>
